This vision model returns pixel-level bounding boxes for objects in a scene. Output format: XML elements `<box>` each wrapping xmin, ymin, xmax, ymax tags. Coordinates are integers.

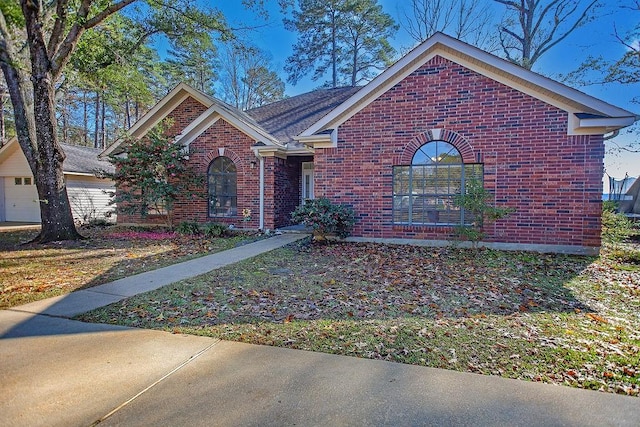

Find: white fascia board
<box><xmin>285</xmin><ymin>147</ymin><xmax>315</xmax><ymax>155</ymax></box>
<box><xmin>294</xmin><ymin>129</ymin><xmax>337</xmax><ymax>149</ymax></box>
<box><xmin>64</xmin><ymin>171</ymin><xmax>97</xmax><ymax>177</ymax></box>
<box><xmin>578</xmin><ymin>116</ymin><xmax>637</xmax><ymax>130</ymax></box>
<box><xmin>0</xmin><ymin>136</ymin><xmax>18</xmax><ymax>163</ymax></box>
<box><xmin>253</xmin><ymin>145</ymin><xmax>288</xmax><ymax>159</ymax></box>
<box><xmin>300</xmin><ymin>32</ymin><xmax>635</xmax><ymax>138</ymax></box>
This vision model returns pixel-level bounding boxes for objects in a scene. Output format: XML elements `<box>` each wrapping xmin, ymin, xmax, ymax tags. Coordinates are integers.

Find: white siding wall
<box><xmin>0</xmin><ymin>178</ymin><xmax>5</xmax><ymax>222</ymax></box>
<box><xmin>66</xmin><ymin>175</ymin><xmax>116</xmax><ymax>223</ymax></box>
<box><xmin>0</xmin><ymin>143</ymin><xmax>32</xmax><ymax>177</ymax></box>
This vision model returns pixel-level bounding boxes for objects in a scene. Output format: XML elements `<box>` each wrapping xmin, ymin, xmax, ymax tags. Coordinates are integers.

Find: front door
<box><xmin>301</xmin><ymin>162</ymin><xmax>314</xmax><ymax>201</ymax></box>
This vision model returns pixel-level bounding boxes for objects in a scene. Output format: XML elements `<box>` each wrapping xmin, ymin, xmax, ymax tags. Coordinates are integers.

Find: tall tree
<box><xmin>495</xmin><ymin>0</ymin><xmax>600</xmax><ymax>69</ymax></box>
<box><xmin>284</xmin><ymin>0</ymin><xmax>342</xmax><ymax>87</ymax></box>
<box><xmin>284</xmin><ymin>0</ymin><xmax>397</xmax><ymax>87</ymax></box>
<box><xmin>0</xmin><ymin>0</ymin><xmax>229</xmax><ymax>243</ymax></box>
<box><xmin>338</xmin><ymin>0</ymin><xmax>397</xmax><ymax>86</ymax></box>
<box><xmin>401</xmin><ymin>0</ymin><xmax>496</xmax><ymax>49</ymax></box>
<box><xmin>164</xmin><ymin>33</ymin><xmax>219</xmax><ymax>95</ymax></box>
<box><xmin>218</xmin><ymin>43</ymin><xmax>285</xmax><ymax>110</ymax></box>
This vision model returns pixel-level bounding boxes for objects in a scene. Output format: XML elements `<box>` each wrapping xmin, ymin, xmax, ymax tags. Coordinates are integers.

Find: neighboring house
<box><xmin>104</xmin><ymin>33</ymin><xmax>636</xmax><ymax>254</ymax></box>
<box><xmin>0</xmin><ymin>137</ymin><xmax>115</xmax><ymax>224</ymax></box>
<box><xmin>620</xmin><ymin>177</ymin><xmax>640</xmax><ymax>217</ymax></box>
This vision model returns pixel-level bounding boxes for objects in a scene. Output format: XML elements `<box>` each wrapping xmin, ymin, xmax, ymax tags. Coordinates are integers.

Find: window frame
<box><xmin>392</xmin><ymin>141</ymin><xmax>483</xmax><ymax>226</ymax></box>
<box><xmin>208</xmin><ymin>156</ymin><xmax>237</xmax><ymax>218</ymax></box>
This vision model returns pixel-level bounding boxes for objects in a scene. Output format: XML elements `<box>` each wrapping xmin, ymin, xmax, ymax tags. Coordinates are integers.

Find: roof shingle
<box><xmin>62</xmin><ymin>144</ymin><xmax>114</xmax><ymax>175</ymax></box>
<box><xmin>246</xmin><ymin>87</ymin><xmax>361</xmax><ymax>143</ymax></box>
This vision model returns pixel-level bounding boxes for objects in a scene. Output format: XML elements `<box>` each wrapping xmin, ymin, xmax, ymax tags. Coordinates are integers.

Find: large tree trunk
<box><xmin>3</xmin><ymin>0</ymin><xmax>84</xmax><ymax>243</ymax></box>
<box><xmin>31</xmin><ymin>66</ymin><xmax>83</xmax><ymax>242</ymax></box>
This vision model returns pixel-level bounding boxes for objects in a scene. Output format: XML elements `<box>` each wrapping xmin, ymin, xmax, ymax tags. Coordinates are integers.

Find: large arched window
<box><xmin>208</xmin><ymin>156</ymin><xmax>237</xmax><ymax>217</ymax></box>
<box><xmin>393</xmin><ymin>140</ymin><xmax>482</xmax><ymax>225</ymax></box>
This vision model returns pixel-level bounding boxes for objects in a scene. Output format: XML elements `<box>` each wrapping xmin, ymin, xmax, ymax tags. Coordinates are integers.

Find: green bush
<box><xmin>602</xmin><ymin>209</ymin><xmax>634</xmax><ymax>244</ymax></box>
<box><xmin>175</xmin><ymin>221</ymin><xmax>200</xmax><ymax>235</ymax></box>
<box><xmin>453</xmin><ymin>179</ymin><xmax>513</xmax><ymax>245</ymax></box>
<box><xmin>291</xmin><ymin>197</ymin><xmax>356</xmax><ymax>240</ymax></box>
<box><xmin>202</xmin><ymin>222</ymin><xmax>228</xmax><ymax>238</ymax></box>
<box><xmin>602</xmin><ymin>200</ymin><xmax>619</xmax><ymax>213</ymax></box>
<box><xmin>609</xmin><ymin>247</ymin><xmax>640</xmax><ymax>264</ymax></box>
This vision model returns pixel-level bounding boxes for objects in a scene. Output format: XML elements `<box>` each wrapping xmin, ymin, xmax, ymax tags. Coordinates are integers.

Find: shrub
<box><xmin>202</xmin><ymin>222</ymin><xmax>228</xmax><ymax>238</ymax></box>
<box><xmin>291</xmin><ymin>197</ymin><xmax>356</xmax><ymax>240</ymax></box>
<box><xmin>453</xmin><ymin>179</ymin><xmax>513</xmax><ymax>246</ymax></box>
<box><xmin>602</xmin><ymin>200</ymin><xmax>619</xmax><ymax>213</ymax></box>
<box><xmin>609</xmin><ymin>247</ymin><xmax>640</xmax><ymax>264</ymax></box>
<box><xmin>175</xmin><ymin>221</ymin><xmax>200</xmax><ymax>235</ymax></box>
<box><xmin>602</xmin><ymin>209</ymin><xmax>634</xmax><ymax>244</ymax></box>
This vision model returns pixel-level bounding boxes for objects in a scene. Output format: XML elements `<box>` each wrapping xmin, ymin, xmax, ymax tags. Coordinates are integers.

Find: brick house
<box><xmin>103</xmin><ymin>33</ymin><xmax>635</xmax><ymax>254</ymax></box>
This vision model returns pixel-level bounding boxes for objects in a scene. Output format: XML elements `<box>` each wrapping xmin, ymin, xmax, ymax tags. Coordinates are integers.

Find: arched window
<box><xmin>208</xmin><ymin>157</ymin><xmax>237</xmax><ymax>217</ymax></box>
<box><xmin>393</xmin><ymin>140</ymin><xmax>482</xmax><ymax>225</ymax></box>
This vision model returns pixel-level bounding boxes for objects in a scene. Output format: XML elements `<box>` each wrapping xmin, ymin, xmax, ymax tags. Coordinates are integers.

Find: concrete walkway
<box><xmin>2</xmin><ymin>233</ymin><xmax>639</xmax><ymax>426</ymax></box>
<box><xmin>10</xmin><ymin>233</ymin><xmax>308</xmax><ymax>318</ymax></box>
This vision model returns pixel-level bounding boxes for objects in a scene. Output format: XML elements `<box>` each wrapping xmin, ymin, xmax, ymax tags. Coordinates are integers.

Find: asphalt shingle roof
<box><xmin>246</xmin><ymin>86</ymin><xmax>361</xmax><ymax>144</ymax></box>
<box><xmin>62</xmin><ymin>143</ymin><xmax>114</xmax><ymax>175</ymax></box>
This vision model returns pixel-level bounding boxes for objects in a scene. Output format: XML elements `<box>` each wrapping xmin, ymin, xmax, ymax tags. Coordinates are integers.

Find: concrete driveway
<box><xmin>0</xmin><ymin>222</ymin><xmax>40</xmax><ymax>232</ymax></box>
<box><xmin>2</xmin><ymin>232</ymin><xmax>639</xmax><ymax>426</ymax></box>
<box><xmin>2</xmin><ymin>309</ymin><xmax>640</xmax><ymax>427</ymax></box>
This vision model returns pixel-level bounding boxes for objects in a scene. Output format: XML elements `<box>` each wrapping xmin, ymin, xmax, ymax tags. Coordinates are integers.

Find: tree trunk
<box><xmin>125</xmin><ymin>98</ymin><xmax>131</xmax><ymax>129</ymax></box>
<box><xmin>83</xmin><ymin>90</ymin><xmax>89</xmax><ymax>146</ymax></box>
<box><xmin>32</xmin><ymin>74</ymin><xmax>83</xmax><ymax>241</ymax></box>
<box><xmin>100</xmin><ymin>97</ymin><xmax>106</xmax><ymax>148</ymax></box>
<box><xmin>94</xmin><ymin>91</ymin><xmax>101</xmax><ymax>149</ymax></box>
<box><xmin>60</xmin><ymin>85</ymin><xmax>68</xmax><ymax>143</ymax></box>
<box><xmin>331</xmin><ymin>10</ymin><xmax>337</xmax><ymax>88</ymax></box>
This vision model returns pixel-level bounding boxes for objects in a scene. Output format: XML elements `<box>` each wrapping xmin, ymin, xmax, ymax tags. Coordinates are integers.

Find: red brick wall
<box><xmin>173</xmin><ymin>119</ymin><xmax>261</xmax><ymax>229</ymax></box>
<box><xmin>118</xmin><ymin>97</ymin><xmax>267</xmax><ymax>229</ymax></box>
<box><xmin>314</xmin><ymin>56</ymin><xmax>604</xmax><ymax>249</ymax></box>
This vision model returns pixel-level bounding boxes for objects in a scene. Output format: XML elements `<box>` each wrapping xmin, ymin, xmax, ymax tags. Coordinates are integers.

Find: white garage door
<box><xmin>4</xmin><ymin>177</ymin><xmax>41</xmax><ymax>222</ymax></box>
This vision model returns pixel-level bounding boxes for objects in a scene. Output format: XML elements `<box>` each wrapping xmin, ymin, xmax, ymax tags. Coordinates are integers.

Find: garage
<box><xmin>1</xmin><ymin>138</ymin><xmax>115</xmax><ymax>225</ymax></box>
<box><xmin>3</xmin><ymin>176</ymin><xmax>41</xmax><ymax>222</ymax></box>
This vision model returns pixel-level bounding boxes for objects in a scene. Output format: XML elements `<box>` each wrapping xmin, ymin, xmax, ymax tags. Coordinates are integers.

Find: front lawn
<box><xmin>0</xmin><ymin>225</ymin><xmax>262</xmax><ymax>309</ymax></box>
<box><xmin>77</xmin><ymin>235</ymin><xmax>640</xmax><ymax>396</ymax></box>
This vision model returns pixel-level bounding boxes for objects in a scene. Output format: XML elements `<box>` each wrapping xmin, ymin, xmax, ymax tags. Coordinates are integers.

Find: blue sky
<box><xmin>214</xmin><ymin>1</ymin><xmax>639</xmax><ymax>185</ymax></box>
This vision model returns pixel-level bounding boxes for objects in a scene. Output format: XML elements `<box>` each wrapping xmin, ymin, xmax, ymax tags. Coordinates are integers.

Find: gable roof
<box><xmin>246</xmin><ymin>87</ymin><xmax>361</xmax><ymax>144</ymax></box>
<box><xmin>102</xmin><ymin>82</ymin><xmax>293</xmax><ymax>157</ymax></box>
<box><xmin>174</xmin><ymin>95</ymin><xmax>283</xmax><ymax>148</ymax></box>
<box><xmin>101</xmin><ymin>83</ymin><xmax>216</xmax><ymax>158</ymax></box>
<box><xmin>62</xmin><ymin>143</ymin><xmax>114</xmax><ymax>175</ymax></box>
<box><xmin>0</xmin><ymin>137</ymin><xmax>113</xmax><ymax>176</ymax></box>
<box><xmin>299</xmin><ymin>32</ymin><xmax>637</xmax><ymax>138</ymax></box>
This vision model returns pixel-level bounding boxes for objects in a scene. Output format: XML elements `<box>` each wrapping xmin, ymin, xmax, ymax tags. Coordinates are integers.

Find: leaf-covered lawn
<box><xmin>78</xmin><ymin>238</ymin><xmax>640</xmax><ymax>396</ymax></box>
<box><xmin>0</xmin><ymin>226</ymin><xmax>261</xmax><ymax>309</ymax></box>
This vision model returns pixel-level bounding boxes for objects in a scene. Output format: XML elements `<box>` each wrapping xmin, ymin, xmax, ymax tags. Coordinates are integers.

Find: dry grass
<box><xmin>0</xmin><ymin>225</ymin><xmax>261</xmax><ymax>309</ymax></box>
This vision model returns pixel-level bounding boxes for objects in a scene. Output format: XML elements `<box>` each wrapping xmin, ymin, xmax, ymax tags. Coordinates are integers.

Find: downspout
<box><xmin>258</xmin><ymin>154</ymin><xmax>264</xmax><ymax>230</ymax></box>
<box><xmin>252</xmin><ymin>142</ymin><xmax>265</xmax><ymax>231</ymax></box>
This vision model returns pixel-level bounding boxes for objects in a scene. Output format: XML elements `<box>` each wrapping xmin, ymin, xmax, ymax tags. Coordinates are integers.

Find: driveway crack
<box><xmin>89</xmin><ymin>339</ymin><xmax>221</xmax><ymax>426</ymax></box>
